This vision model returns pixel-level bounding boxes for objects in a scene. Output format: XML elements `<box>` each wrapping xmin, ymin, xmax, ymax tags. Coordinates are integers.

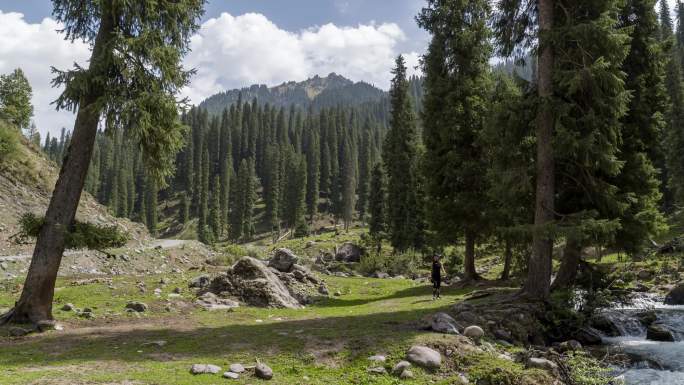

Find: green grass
<box><xmin>0</xmin><ymin>273</ymin><xmax>501</xmax><ymax>384</ymax></box>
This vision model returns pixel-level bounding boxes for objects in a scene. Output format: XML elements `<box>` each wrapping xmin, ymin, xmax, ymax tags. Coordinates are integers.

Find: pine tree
<box><xmin>357</xmin><ymin>124</ymin><xmax>371</xmax><ymax>223</ymax></box>
<box><xmin>419</xmin><ymin>0</ymin><xmax>493</xmax><ymax>281</ymax></box>
<box><xmin>340</xmin><ymin>136</ymin><xmax>356</xmax><ymax>231</ymax></box>
<box><xmin>382</xmin><ymin>55</ymin><xmax>424</xmax><ymax>252</ymax></box>
<box><xmin>209</xmin><ymin>175</ymin><xmax>221</xmax><ymax>241</ymax></box>
<box><xmin>263</xmin><ymin>144</ymin><xmax>281</xmax><ymax>238</ymax></box>
<box><xmin>198</xmin><ymin>145</ymin><xmax>210</xmax><ymax>243</ymax></box>
<box><xmin>146</xmin><ymin>175</ymin><xmax>159</xmax><ymax>237</ymax></box>
<box><xmin>611</xmin><ymin>0</ymin><xmax>667</xmax><ymax>256</ymax></box>
<box><xmin>304</xmin><ymin>115</ymin><xmax>320</xmax><ymax>224</ymax></box>
<box><xmin>368</xmin><ymin>163</ymin><xmax>387</xmax><ymax>237</ymax></box>
<box><xmin>179</xmin><ymin>191</ymin><xmax>190</xmax><ymax>225</ymax></box>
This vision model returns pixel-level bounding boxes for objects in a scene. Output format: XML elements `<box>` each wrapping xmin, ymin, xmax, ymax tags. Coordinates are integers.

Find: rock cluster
<box><xmin>205</xmin><ymin>254</ymin><xmax>327</xmax><ymax>309</ymax></box>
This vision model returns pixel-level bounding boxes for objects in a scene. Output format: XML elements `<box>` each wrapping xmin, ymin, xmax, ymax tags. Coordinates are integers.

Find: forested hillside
<box><xmin>44</xmin><ymin>73</ymin><xmax>425</xmax><ymax>243</ymax></box>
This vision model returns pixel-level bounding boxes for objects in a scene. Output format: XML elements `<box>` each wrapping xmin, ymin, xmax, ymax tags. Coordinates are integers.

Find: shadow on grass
<box><xmin>0</xmin><ymin>304</ymin><xmax>457</xmax><ymax>368</ymax></box>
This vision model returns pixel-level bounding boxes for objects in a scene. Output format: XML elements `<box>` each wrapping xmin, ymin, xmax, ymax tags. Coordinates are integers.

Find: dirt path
<box><xmin>0</xmin><ymin>239</ymin><xmax>191</xmax><ymax>262</ymax></box>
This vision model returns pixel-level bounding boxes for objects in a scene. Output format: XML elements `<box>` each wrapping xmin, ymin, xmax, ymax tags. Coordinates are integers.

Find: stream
<box><xmin>600</xmin><ymin>293</ymin><xmax>684</xmax><ymax>384</ymax></box>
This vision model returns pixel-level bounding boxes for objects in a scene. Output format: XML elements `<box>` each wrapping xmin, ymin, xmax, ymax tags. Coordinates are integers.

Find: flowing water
<box><xmin>601</xmin><ymin>293</ymin><xmax>684</xmax><ymax>384</ymax></box>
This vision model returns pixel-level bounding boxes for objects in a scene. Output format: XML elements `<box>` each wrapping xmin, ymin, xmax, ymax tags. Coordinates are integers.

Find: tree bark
<box><xmin>523</xmin><ymin>0</ymin><xmax>555</xmax><ymax>301</ymax></box>
<box><xmin>463</xmin><ymin>229</ymin><xmax>481</xmax><ymax>281</ymax></box>
<box><xmin>551</xmin><ymin>237</ymin><xmax>582</xmax><ymax>291</ymax></box>
<box><xmin>501</xmin><ymin>239</ymin><xmax>513</xmax><ymax>281</ymax></box>
<box><xmin>1</xmin><ymin>2</ymin><xmax>114</xmax><ymax>325</ymax></box>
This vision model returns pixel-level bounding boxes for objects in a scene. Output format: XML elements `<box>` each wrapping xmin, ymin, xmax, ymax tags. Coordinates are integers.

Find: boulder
<box><xmin>665</xmin><ymin>283</ymin><xmax>684</xmax><ymax>305</ymax></box>
<box><xmin>590</xmin><ymin>314</ymin><xmax>621</xmax><ymax>337</ymax></box>
<box><xmin>189</xmin><ymin>274</ymin><xmax>210</xmax><ymax>289</ymax></box>
<box><xmin>61</xmin><ymin>303</ymin><xmax>76</xmax><ymax>312</ymax></box>
<box><xmin>572</xmin><ymin>327</ymin><xmax>603</xmax><ymax>346</ymax></box>
<box><xmin>637</xmin><ymin>310</ymin><xmax>658</xmax><ymax>326</ymax></box>
<box><xmin>406</xmin><ymin>345</ymin><xmax>441</xmax><ymax>369</ymax></box>
<box><xmin>372</xmin><ymin>271</ymin><xmax>390</xmax><ymax>279</ymax></box>
<box><xmin>430</xmin><ymin>312</ymin><xmax>460</xmax><ymax>334</ymax></box>
<box><xmin>255</xmin><ymin>362</ymin><xmax>273</xmax><ymax>380</ymax></box>
<box><xmin>269</xmin><ymin>248</ymin><xmax>299</xmax><ymax>272</ymax></box>
<box><xmin>335</xmin><ymin>242</ymin><xmax>364</xmax><ymax>262</ymax></box>
<box><xmin>647</xmin><ymin>324</ymin><xmax>675</xmax><ymax>342</ymax></box>
<box><xmin>125</xmin><ymin>301</ymin><xmax>148</xmax><ymax>312</ymax></box>
<box><xmin>208</xmin><ymin>257</ymin><xmax>303</xmax><ymax>308</ymax></box>
<box><xmin>464</xmin><ymin>325</ymin><xmax>485</xmax><ymax>340</ymax></box>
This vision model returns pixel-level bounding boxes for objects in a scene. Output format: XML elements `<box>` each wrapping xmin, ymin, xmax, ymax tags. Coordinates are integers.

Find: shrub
<box><xmin>16</xmin><ymin>212</ymin><xmax>129</xmax><ymax>250</ymax></box>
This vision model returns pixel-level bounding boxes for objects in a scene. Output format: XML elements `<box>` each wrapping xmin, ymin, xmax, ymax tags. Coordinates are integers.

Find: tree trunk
<box><xmin>523</xmin><ymin>0</ymin><xmax>555</xmax><ymax>301</ymax></box>
<box><xmin>501</xmin><ymin>239</ymin><xmax>513</xmax><ymax>281</ymax></box>
<box><xmin>463</xmin><ymin>230</ymin><xmax>481</xmax><ymax>281</ymax></box>
<box><xmin>1</xmin><ymin>3</ymin><xmax>114</xmax><ymax>325</ymax></box>
<box><xmin>551</xmin><ymin>237</ymin><xmax>582</xmax><ymax>291</ymax></box>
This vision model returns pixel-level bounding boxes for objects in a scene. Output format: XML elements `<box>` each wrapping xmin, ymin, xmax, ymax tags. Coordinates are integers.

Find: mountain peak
<box><xmin>200</xmin><ymin>74</ymin><xmax>385</xmax><ymax>115</ymax></box>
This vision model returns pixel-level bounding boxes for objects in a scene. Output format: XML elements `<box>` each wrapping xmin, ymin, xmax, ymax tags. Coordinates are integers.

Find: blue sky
<box><xmin>0</xmin><ymin>0</ymin><xmax>429</xmax><ymax>136</ymax></box>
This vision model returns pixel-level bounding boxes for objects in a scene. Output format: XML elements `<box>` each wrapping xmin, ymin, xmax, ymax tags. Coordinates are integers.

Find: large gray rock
<box><xmin>269</xmin><ymin>248</ymin><xmax>299</xmax><ymax>272</ymax></box>
<box><xmin>665</xmin><ymin>284</ymin><xmax>684</xmax><ymax>305</ymax></box>
<box><xmin>335</xmin><ymin>242</ymin><xmax>364</xmax><ymax>262</ymax></box>
<box><xmin>209</xmin><ymin>257</ymin><xmax>304</xmax><ymax>308</ymax></box>
<box><xmin>406</xmin><ymin>345</ymin><xmax>441</xmax><ymax>369</ymax></box>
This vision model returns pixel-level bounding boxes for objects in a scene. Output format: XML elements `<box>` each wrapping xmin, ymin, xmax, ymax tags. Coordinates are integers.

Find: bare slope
<box><xmin>0</xmin><ymin>137</ymin><xmax>149</xmax><ymax>257</ymax></box>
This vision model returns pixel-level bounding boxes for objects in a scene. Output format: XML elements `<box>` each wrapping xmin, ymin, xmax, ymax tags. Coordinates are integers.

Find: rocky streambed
<box><xmin>598</xmin><ymin>292</ymin><xmax>684</xmax><ymax>384</ymax></box>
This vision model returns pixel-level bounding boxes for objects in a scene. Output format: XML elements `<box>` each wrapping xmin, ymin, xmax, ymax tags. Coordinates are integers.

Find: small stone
<box><xmin>399</xmin><ymin>369</ymin><xmax>414</xmax><ymax>379</ymax></box>
<box><xmin>392</xmin><ymin>360</ymin><xmax>412</xmax><ymax>375</ymax></box>
<box><xmin>368</xmin><ymin>355</ymin><xmax>386</xmax><ymax>363</ymax></box>
<box><xmin>142</xmin><ymin>340</ymin><xmax>167</xmax><ymax>348</ymax></box>
<box><xmin>125</xmin><ymin>301</ymin><xmax>148</xmax><ymax>312</ymax></box>
<box><xmin>61</xmin><ymin>303</ymin><xmax>76</xmax><ymax>312</ymax></box>
<box><xmin>527</xmin><ymin>357</ymin><xmax>558</xmax><ymax>372</ymax></box>
<box><xmin>367</xmin><ymin>366</ymin><xmax>387</xmax><ymax>375</ymax></box>
<box><xmin>559</xmin><ymin>340</ymin><xmax>582</xmax><ymax>352</ymax></box>
<box><xmin>229</xmin><ymin>363</ymin><xmax>245</xmax><ymax>373</ymax></box>
<box><xmin>8</xmin><ymin>327</ymin><xmax>30</xmax><ymax>337</ymax></box>
<box><xmin>223</xmin><ymin>371</ymin><xmax>240</xmax><ymax>379</ymax></box>
<box><xmin>464</xmin><ymin>325</ymin><xmax>485</xmax><ymax>341</ymax></box>
<box><xmin>255</xmin><ymin>362</ymin><xmax>273</xmax><ymax>380</ymax></box>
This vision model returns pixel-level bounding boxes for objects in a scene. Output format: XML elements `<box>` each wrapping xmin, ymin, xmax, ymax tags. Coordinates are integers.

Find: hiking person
<box><xmin>431</xmin><ymin>254</ymin><xmax>446</xmax><ymax>299</ymax></box>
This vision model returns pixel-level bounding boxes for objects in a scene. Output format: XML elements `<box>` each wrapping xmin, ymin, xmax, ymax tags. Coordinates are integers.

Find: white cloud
<box><xmin>0</xmin><ymin>11</ymin><xmax>89</xmax><ymax>137</ymax></box>
<box><xmin>0</xmin><ymin>10</ymin><xmax>422</xmax><ymax>136</ymax></box>
<box><xmin>182</xmin><ymin>12</ymin><xmax>422</xmax><ymax>104</ymax></box>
